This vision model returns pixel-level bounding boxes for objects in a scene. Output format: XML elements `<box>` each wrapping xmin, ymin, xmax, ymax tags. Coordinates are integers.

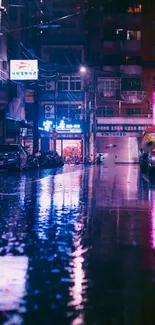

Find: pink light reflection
<box><xmin>152</xmin><ymin>91</ymin><xmax>155</xmax><ymax>125</ymax></box>
<box><xmin>151</xmin><ymin>204</ymin><xmax>155</xmax><ymax>249</ymax></box>
<box><xmin>0</xmin><ymin>256</ymin><xmax>28</xmax><ymax>312</ymax></box>
<box><xmin>37</xmin><ymin>177</ymin><xmax>51</xmax><ymax>240</ymax></box>
<box><xmin>69</xmin><ymin>221</ymin><xmax>88</xmax><ymax>325</ymax></box>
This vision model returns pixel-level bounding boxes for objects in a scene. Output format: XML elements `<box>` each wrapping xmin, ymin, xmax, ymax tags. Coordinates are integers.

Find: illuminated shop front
<box><xmin>55</xmin><ymin>138</ymin><xmax>83</xmax><ymax>162</ymax></box>
<box><xmin>41</xmin><ymin>119</ymin><xmax>84</xmax><ymax>161</ymax></box>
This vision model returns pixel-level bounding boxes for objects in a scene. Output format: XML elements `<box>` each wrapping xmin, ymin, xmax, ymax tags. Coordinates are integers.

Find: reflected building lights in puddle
<box><xmin>53</xmin><ymin>191</ymin><xmax>63</xmax><ymax>210</ymax></box>
<box><xmin>127</xmin><ymin>165</ymin><xmax>138</xmax><ymax>200</ymax></box>
<box><xmin>19</xmin><ymin>175</ymin><xmax>26</xmax><ymax>208</ymax></box>
<box><xmin>37</xmin><ymin>177</ymin><xmax>52</xmax><ymax>240</ymax></box>
<box><xmin>0</xmin><ymin>256</ymin><xmax>28</xmax><ymax>313</ymax></box>
<box><xmin>151</xmin><ymin>192</ymin><xmax>155</xmax><ymax>249</ymax></box>
<box><xmin>53</xmin><ymin>173</ymin><xmax>80</xmax><ymax>209</ymax></box>
<box><xmin>69</xmin><ymin>222</ymin><xmax>86</xmax><ymax>325</ymax></box>
<box><xmin>53</xmin><ymin>173</ymin><xmax>85</xmax><ymax>324</ymax></box>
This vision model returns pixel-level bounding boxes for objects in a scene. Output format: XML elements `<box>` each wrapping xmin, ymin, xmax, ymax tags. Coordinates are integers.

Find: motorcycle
<box><xmin>84</xmin><ymin>156</ymin><xmax>91</xmax><ymax>165</ymax></box>
<box><xmin>39</xmin><ymin>151</ymin><xmax>64</xmax><ymax>168</ymax></box>
<box><xmin>75</xmin><ymin>159</ymin><xmax>80</xmax><ymax>165</ymax></box>
<box><xmin>27</xmin><ymin>152</ymin><xmax>41</xmax><ymax>169</ymax></box>
<box><xmin>96</xmin><ymin>157</ymin><xmax>101</xmax><ymax>165</ymax></box>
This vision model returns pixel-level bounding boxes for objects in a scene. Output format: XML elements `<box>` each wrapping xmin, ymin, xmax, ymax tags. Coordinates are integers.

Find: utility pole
<box><xmin>53</xmin><ymin>72</ymin><xmax>57</xmax><ymax>151</ymax></box>
<box><xmin>93</xmin><ymin>69</ymin><xmax>97</xmax><ymax>164</ymax></box>
<box><xmin>33</xmin><ymin>81</ymin><xmax>39</xmax><ymax>155</ymax></box>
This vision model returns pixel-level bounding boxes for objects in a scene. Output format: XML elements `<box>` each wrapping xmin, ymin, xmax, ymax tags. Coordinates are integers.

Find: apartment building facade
<box><xmin>23</xmin><ymin>0</ymin><xmax>87</xmax><ymax>159</ymax></box>
<box><xmin>86</xmin><ymin>0</ymin><xmax>154</xmax><ymax>163</ymax></box>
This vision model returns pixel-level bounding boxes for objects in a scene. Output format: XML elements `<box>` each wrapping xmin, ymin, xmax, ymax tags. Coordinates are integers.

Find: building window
<box><xmin>56</xmin><ymin>104</ymin><xmax>82</xmax><ymax>119</ymax></box>
<box><xmin>126</xmin><ymin>56</ymin><xmax>141</xmax><ymax>64</ymax></box>
<box><xmin>121</xmin><ymin>78</ymin><xmax>142</xmax><ymax>91</ymax></box>
<box><xmin>127</xmin><ymin>5</ymin><xmax>142</xmax><ymax>13</ymax></box>
<box><xmin>58</xmin><ymin>77</ymin><xmax>69</xmax><ymax>91</ymax></box>
<box><xmin>127</xmin><ymin>31</ymin><xmax>141</xmax><ymax>40</ymax></box>
<box><xmin>57</xmin><ymin>104</ymin><xmax>69</xmax><ymax>118</ymax></box>
<box><xmin>58</xmin><ymin>76</ymin><xmax>81</xmax><ymax>91</ymax></box>
<box><xmin>96</xmin><ymin>107</ymin><xmax>114</xmax><ymax>117</ymax></box>
<box><xmin>98</xmin><ymin>78</ymin><xmax>120</xmax><ymax>92</ymax></box>
<box><xmin>70</xmin><ymin>77</ymin><xmax>81</xmax><ymax>91</ymax></box>
<box><xmin>126</xmin><ymin>108</ymin><xmax>141</xmax><ymax>116</ymax></box>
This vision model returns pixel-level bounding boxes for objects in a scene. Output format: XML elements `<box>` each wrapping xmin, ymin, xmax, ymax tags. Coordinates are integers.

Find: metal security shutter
<box><xmin>97</xmin><ymin>137</ymin><xmax>139</xmax><ymax>163</ymax></box>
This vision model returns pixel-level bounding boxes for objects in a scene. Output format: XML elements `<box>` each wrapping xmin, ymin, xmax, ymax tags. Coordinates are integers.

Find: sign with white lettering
<box><xmin>41</xmin><ymin>133</ymin><xmax>82</xmax><ymax>139</ymax></box>
<box><xmin>10</xmin><ymin>60</ymin><xmax>38</xmax><ymax>80</ymax></box>
<box><xmin>97</xmin><ymin>124</ymin><xmax>152</xmax><ymax>133</ymax></box>
<box><xmin>98</xmin><ymin>132</ymin><xmax>127</xmax><ymax>137</ymax></box>
<box><xmin>56</xmin><ymin>120</ymin><xmax>82</xmax><ymax>133</ymax></box>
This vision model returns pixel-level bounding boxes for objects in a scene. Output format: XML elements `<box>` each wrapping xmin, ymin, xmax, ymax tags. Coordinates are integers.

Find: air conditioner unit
<box><xmin>45</xmin><ymin>105</ymin><xmax>54</xmax><ymax>119</ymax></box>
<box><xmin>75</xmin><ymin>114</ymin><xmax>82</xmax><ymax>120</ymax></box>
<box><xmin>45</xmin><ymin>80</ymin><xmax>55</xmax><ymax>91</ymax></box>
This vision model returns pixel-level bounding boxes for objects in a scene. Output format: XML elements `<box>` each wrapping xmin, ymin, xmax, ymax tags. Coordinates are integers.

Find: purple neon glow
<box><xmin>152</xmin><ymin>92</ymin><xmax>155</xmax><ymax>125</ymax></box>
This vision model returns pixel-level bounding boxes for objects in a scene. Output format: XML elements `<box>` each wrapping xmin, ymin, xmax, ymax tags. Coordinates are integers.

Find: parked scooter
<box><xmin>84</xmin><ymin>156</ymin><xmax>91</xmax><ymax>165</ymax></box>
<box><xmin>27</xmin><ymin>152</ymin><xmax>41</xmax><ymax>169</ymax></box>
<box><xmin>96</xmin><ymin>154</ymin><xmax>102</xmax><ymax>165</ymax></box>
<box><xmin>75</xmin><ymin>159</ymin><xmax>80</xmax><ymax>165</ymax></box>
<box><xmin>39</xmin><ymin>151</ymin><xmax>64</xmax><ymax>168</ymax></box>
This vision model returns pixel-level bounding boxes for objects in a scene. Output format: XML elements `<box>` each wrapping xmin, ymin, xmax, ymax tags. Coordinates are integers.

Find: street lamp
<box><xmin>79</xmin><ymin>66</ymin><xmax>87</xmax><ymax>74</ymax></box>
<box><xmin>79</xmin><ymin>66</ymin><xmax>87</xmax><ymax>159</ymax></box>
<box><xmin>79</xmin><ymin>66</ymin><xmax>97</xmax><ymax>163</ymax></box>
<box><xmin>93</xmin><ymin>69</ymin><xmax>97</xmax><ymax>164</ymax></box>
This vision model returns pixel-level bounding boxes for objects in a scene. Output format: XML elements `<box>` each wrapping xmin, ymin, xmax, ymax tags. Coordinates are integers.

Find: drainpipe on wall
<box><xmin>33</xmin><ymin>81</ymin><xmax>39</xmax><ymax>155</ymax></box>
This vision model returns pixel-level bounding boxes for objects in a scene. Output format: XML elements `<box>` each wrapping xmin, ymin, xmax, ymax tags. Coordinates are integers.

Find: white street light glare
<box><xmin>80</xmin><ymin>66</ymin><xmax>86</xmax><ymax>73</ymax></box>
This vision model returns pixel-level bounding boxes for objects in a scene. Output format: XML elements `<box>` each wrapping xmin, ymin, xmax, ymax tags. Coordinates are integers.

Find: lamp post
<box><xmin>93</xmin><ymin>69</ymin><xmax>97</xmax><ymax>164</ymax></box>
<box><xmin>53</xmin><ymin>72</ymin><xmax>58</xmax><ymax>151</ymax></box>
<box><xmin>80</xmin><ymin>66</ymin><xmax>97</xmax><ymax>163</ymax></box>
<box><xmin>79</xmin><ymin>66</ymin><xmax>88</xmax><ymax>159</ymax></box>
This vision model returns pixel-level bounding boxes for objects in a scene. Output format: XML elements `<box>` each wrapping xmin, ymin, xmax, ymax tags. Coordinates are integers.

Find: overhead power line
<box><xmin>3</xmin><ymin>5</ymin><xmax>98</xmax><ymax>34</ymax></box>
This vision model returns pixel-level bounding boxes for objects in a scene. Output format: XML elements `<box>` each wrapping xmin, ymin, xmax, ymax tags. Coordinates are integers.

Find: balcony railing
<box><xmin>102</xmin><ymin>40</ymin><xmax>141</xmax><ymax>55</ymax></box>
<box><xmin>102</xmin><ymin>13</ymin><xmax>141</xmax><ymax>27</ymax></box>
<box><xmin>96</xmin><ymin>110</ymin><xmax>152</xmax><ymax>118</ymax></box>
<box><xmin>121</xmin><ymin>90</ymin><xmax>148</xmax><ymax>102</ymax></box>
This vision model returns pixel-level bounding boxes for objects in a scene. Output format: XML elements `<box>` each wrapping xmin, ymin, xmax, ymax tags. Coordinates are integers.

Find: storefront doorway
<box><xmin>56</xmin><ymin>139</ymin><xmax>83</xmax><ymax>162</ymax></box>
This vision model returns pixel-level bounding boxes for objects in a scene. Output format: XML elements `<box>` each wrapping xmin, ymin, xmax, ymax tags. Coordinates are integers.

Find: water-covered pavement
<box><xmin>0</xmin><ymin>165</ymin><xmax>155</xmax><ymax>325</ymax></box>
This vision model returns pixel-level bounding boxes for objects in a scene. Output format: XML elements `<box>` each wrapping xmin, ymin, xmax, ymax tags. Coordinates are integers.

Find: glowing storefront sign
<box><xmin>10</xmin><ymin>60</ymin><xmax>38</xmax><ymax>80</ymax></box>
<box><xmin>56</xmin><ymin>120</ymin><xmax>82</xmax><ymax>133</ymax></box>
<box><xmin>42</xmin><ymin>119</ymin><xmax>82</xmax><ymax>134</ymax></box>
<box><xmin>43</xmin><ymin>120</ymin><xmax>53</xmax><ymax>132</ymax></box>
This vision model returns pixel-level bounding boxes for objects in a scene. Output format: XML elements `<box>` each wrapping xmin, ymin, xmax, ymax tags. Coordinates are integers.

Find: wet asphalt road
<box><xmin>0</xmin><ymin>165</ymin><xmax>155</xmax><ymax>325</ymax></box>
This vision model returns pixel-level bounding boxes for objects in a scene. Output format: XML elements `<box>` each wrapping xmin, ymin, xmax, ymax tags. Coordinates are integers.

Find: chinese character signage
<box><xmin>56</xmin><ymin>120</ymin><xmax>82</xmax><ymax>133</ymax></box>
<box><xmin>96</xmin><ymin>124</ymin><xmax>152</xmax><ymax>133</ymax></box>
<box><xmin>10</xmin><ymin>60</ymin><xmax>38</xmax><ymax>80</ymax></box>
